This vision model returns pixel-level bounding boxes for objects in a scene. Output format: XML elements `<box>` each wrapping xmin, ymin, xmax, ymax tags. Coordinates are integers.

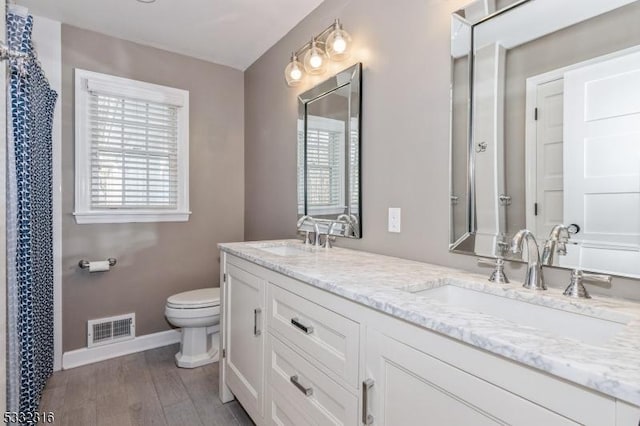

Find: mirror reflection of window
<box><xmin>349</xmin><ymin>117</ymin><xmax>359</xmax><ymax>216</ymax></box>
<box><xmin>297</xmin><ymin>119</ymin><xmax>305</xmax><ymax>215</ymax></box>
<box><xmin>306</xmin><ymin>116</ymin><xmax>346</xmax><ymax>216</ymax></box>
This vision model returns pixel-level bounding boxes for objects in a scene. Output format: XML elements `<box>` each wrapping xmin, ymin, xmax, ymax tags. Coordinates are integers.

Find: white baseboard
<box><xmin>62</xmin><ymin>329</ymin><xmax>182</xmax><ymax>370</ymax></box>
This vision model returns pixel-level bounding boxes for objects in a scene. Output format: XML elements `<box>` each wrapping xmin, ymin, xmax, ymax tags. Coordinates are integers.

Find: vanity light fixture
<box><xmin>284</xmin><ymin>19</ymin><xmax>352</xmax><ymax>87</ymax></box>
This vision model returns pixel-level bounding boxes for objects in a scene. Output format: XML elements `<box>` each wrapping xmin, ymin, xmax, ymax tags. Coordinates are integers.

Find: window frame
<box><xmin>74</xmin><ymin>69</ymin><xmax>190</xmax><ymax>224</ymax></box>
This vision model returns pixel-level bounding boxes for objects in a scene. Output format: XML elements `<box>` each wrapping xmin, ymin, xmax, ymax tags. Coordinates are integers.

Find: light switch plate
<box><xmin>388</xmin><ymin>208</ymin><xmax>401</xmax><ymax>233</ymax></box>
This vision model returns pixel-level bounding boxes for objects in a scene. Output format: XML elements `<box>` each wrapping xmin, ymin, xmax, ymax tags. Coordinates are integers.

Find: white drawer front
<box><xmin>267</xmin><ymin>283</ymin><xmax>359</xmax><ymax>388</ymax></box>
<box><xmin>267</xmin><ymin>334</ymin><xmax>358</xmax><ymax>426</ymax></box>
<box><xmin>267</xmin><ymin>386</ymin><xmax>314</xmax><ymax>426</ymax></box>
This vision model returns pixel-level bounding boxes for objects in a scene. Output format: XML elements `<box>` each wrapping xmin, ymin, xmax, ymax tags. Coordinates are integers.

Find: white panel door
<box><xmin>564</xmin><ymin>50</ymin><xmax>640</xmax><ymax>277</ymax></box>
<box><xmin>534</xmin><ymin>79</ymin><xmax>565</xmax><ymax>240</ymax></box>
<box><xmin>225</xmin><ymin>262</ymin><xmax>266</xmax><ymax>422</ymax></box>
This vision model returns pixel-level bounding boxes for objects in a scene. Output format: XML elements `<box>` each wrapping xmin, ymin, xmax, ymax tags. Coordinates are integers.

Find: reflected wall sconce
<box><xmin>285</xmin><ymin>19</ymin><xmax>352</xmax><ymax>87</ymax></box>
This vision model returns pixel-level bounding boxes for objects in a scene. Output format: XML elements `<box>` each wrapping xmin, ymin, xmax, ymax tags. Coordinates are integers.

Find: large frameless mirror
<box><xmin>450</xmin><ymin>0</ymin><xmax>640</xmax><ymax>279</ymax></box>
<box><xmin>297</xmin><ymin>63</ymin><xmax>362</xmax><ymax>238</ymax></box>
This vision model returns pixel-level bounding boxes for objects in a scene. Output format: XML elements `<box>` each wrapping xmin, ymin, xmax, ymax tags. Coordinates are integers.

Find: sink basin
<box><xmin>256</xmin><ymin>245</ymin><xmax>312</xmax><ymax>257</ymax></box>
<box><xmin>410</xmin><ymin>285</ymin><xmax>628</xmax><ymax>346</ymax></box>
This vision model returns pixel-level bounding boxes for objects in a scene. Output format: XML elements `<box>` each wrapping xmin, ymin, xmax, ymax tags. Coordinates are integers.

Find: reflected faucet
<box><xmin>336</xmin><ymin>213</ymin><xmax>359</xmax><ymax>238</ymax></box>
<box><xmin>510</xmin><ymin>230</ymin><xmax>546</xmax><ymax>290</ymax></box>
<box><xmin>323</xmin><ymin>222</ymin><xmax>338</xmax><ymax>249</ymax></box>
<box><xmin>541</xmin><ymin>224</ymin><xmax>570</xmax><ymax>266</ymax></box>
<box><xmin>336</xmin><ymin>214</ymin><xmax>352</xmax><ymax>237</ymax></box>
<box><xmin>297</xmin><ymin>215</ymin><xmax>321</xmax><ymax>246</ymax></box>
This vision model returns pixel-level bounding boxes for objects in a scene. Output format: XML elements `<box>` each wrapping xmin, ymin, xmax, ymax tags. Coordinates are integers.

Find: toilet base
<box><xmin>174</xmin><ymin>326</ymin><xmax>219</xmax><ymax>368</ymax></box>
<box><xmin>175</xmin><ymin>348</ymin><xmax>218</xmax><ymax>368</ymax></box>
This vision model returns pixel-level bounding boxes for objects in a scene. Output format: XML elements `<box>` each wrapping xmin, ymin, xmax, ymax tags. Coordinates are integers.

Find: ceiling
<box><xmin>16</xmin><ymin>0</ymin><xmax>325</xmax><ymax>70</ymax></box>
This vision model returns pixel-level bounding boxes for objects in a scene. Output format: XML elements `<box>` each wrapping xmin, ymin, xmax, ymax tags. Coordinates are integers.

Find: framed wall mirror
<box><xmin>450</xmin><ymin>0</ymin><xmax>640</xmax><ymax>279</ymax></box>
<box><xmin>297</xmin><ymin>62</ymin><xmax>362</xmax><ymax>238</ymax></box>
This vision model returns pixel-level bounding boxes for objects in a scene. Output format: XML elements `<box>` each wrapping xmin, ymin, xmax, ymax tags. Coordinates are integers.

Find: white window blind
<box><xmin>90</xmin><ymin>93</ymin><xmax>179</xmax><ymax>209</ymax></box>
<box><xmin>297</xmin><ymin>127</ymin><xmax>306</xmax><ymax>214</ymax></box>
<box><xmin>298</xmin><ymin>116</ymin><xmax>346</xmax><ymax>215</ymax></box>
<box><xmin>349</xmin><ymin>119</ymin><xmax>360</xmax><ymax>214</ymax></box>
<box><xmin>306</xmin><ymin>127</ymin><xmax>343</xmax><ymax>208</ymax></box>
<box><xmin>75</xmin><ymin>69</ymin><xmax>189</xmax><ymax>224</ymax></box>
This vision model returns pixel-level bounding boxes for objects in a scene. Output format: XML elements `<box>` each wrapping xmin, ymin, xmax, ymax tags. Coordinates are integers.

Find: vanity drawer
<box><xmin>266</xmin><ymin>386</ymin><xmax>313</xmax><ymax>426</ymax></box>
<box><xmin>267</xmin><ymin>334</ymin><xmax>358</xmax><ymax>426</ymax></box>
<box><xmin>266</xmin><ymin>282</ymin><xmax>360</xmax><ymax>388</ymax></box>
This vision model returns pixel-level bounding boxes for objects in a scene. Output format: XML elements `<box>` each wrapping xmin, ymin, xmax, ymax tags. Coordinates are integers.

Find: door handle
<box><xmin>362</xmin><ymin>379</ymin><xmax>374</xmax><ymax>425</ymax></box>
<box><xmin>253</xmin><ymin>308</ymin><xmax>261</xmax><ymax>336</ymax></box>
<box><xmin>290</xmin><ymin>375</ymin><xmax>313</xmax><ymax>396</ymax></box>
<box><xmin>291</xmin><ymin>317</ymin><xmax>314</xmax><ymax>334</ymax></box>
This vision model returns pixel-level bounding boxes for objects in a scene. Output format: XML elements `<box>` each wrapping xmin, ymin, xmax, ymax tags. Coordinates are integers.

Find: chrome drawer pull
<box><xmin>291</xmin><ymin>317</ymin><xmax>314</xmax><ymax>334</ymax></box>
<box><xmin>254</xmin><ymin>308</ymin><xmax>262</xmax><ymax>336</ymax></box>
<box><xmin>290</xmin><ymin>375</ymin><xmax>313</xmax><ymax>396</ymax></box>
<box><xmin>362</xmin><ymin>379</ymin><xmax>374</xmax><ymax>425</ymax></box>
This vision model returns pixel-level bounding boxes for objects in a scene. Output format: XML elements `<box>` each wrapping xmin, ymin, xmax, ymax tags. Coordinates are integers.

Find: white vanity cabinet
<box><xmin>220</xmin><ymin>252</ymin><xmax>640</xmax><ymax>426</ymax></box>
<box><xmin>221</xmin><ymin>256</ymin><xmax>266</xmax><ymax>423</ymax></box>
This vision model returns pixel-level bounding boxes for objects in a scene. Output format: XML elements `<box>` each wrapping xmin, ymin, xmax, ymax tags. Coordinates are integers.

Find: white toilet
<box><xmin>165</xmin><ymin>287</ymin><xmax>221</xmax><ymax>368</ymax></box>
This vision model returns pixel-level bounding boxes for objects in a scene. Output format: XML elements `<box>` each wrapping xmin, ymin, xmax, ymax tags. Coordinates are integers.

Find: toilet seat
<box><xmin>165</xmin><ymin>305</ymin><xmax>220</xmax><ymax>319</ymax></box>
<box><xmin>167</xmin><ymin>288</ymin><xmax>220</xmax><ymax>309</ymax></box>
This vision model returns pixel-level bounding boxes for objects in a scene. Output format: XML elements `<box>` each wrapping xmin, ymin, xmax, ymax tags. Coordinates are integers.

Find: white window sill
<box><xmin>307</xmin><ymin>206</ymin><xmax>346</xmax><ymax>216</ymax></box>
<box><xmin>73</xmin><ymin>211</ymin><xmax>191</xmax><ymax>224</ymax></box>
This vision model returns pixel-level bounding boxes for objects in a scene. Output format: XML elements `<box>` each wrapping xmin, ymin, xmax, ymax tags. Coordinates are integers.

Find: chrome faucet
<box><xmin>296</xmin><ymin>215</ymin><xmax>321</xmax><ymax>246</ymax></box>
<box><xmin>510</xmin><ymin>230</ymin><xmax>546</xmax><ymax>290</ymax></box>
<box><xmin>541</xmin><ymin>224</ymin><xmax>570</xmax><ymax>266</ymax></box>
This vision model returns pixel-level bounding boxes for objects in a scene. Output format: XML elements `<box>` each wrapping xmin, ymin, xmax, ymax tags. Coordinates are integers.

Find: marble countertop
<box><xmin>219</xmin><ymin>239</ymin><xmax>640</xmax><ymax>406</ymax></box>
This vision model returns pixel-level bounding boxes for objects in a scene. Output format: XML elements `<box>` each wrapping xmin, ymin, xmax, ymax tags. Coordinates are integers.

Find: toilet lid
<box><xmin>167</xmin><ymin>288</ymin><xmax>220</xmax><ymax>309</ymax></box>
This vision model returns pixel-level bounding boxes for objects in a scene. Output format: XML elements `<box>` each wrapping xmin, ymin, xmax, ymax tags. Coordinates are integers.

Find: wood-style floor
<box><xmin>38</xmin><ymin>343</ymin><xmax>254</xmax><ymax>426</ymax></box>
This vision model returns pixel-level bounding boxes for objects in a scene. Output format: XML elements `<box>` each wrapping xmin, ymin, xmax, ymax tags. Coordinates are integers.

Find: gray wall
<box><xmin>61</xmin><ymin>25</ymin><xmax>244</xmax><ymax>351</ymax></box>
<box><xmin>244</xmin><ymin>0</ymin><xmax>640</xmax><ymax>301</ymax></box>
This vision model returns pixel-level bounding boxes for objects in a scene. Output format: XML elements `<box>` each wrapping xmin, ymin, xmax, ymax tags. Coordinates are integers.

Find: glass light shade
<box><xmin>303</xmin><ymin>40</ymin><xmax>327</xmax><ymax>75</ymax></box>
<box><xmin>326</xmin><ymin>23</ymin><xmax>352</xmax><ymax>61</ymax></box>
<box><xmin>285</xmin><ymin>56</ymin><xmax>304</xmax><ymax>87</ymax></box>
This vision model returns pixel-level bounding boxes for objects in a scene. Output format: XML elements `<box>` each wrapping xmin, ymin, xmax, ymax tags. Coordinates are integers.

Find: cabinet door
<box><xmin>225</xmin><ymin>262</ymin><xmax>266</xmax><ymax>422</ymax></box>
<box><xmin>616</xmin><ymin>401</ymin><xmax>640</xmax><ymax>426</ymax></box>
<box><xmin>364</xmin><ymin>329</ymin><xmax>577</xmax><ymax>426</ymax></box>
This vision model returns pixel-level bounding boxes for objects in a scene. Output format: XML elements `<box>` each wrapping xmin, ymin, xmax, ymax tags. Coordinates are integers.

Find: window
<box><xmin>74</xmin><ymin>69</ymin><xmax>190</xmax><ymax>223</ymax></box>
<box><xmin>299</xmin><ymin>116</ymin><xmax>346</xmax><ymax>215</ymax></box>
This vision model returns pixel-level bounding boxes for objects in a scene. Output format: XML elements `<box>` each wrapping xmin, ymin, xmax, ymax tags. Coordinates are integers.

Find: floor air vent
<box><xmin>87</xmin><ymin>313</ymin><xmax>135</xmax><ymax>347</ymax></box>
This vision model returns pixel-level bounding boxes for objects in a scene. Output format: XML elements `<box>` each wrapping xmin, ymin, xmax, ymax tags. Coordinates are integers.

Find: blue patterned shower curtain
<box><xmin>6</xmin><ymin>7</ymin><xmax>57</xmax><ymax>418</ymax></box>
